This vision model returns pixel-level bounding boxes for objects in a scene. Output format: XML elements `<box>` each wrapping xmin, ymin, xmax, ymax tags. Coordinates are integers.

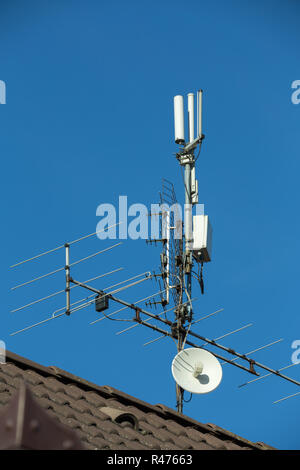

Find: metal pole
<box><xmin>65</xmin><ymin>243</ymin><xmax>70</xmax><ymax>315</ymax></box>
<box><xmin>184</xmin><ymin>157</ymin><xmax>193</xmax><ymax>299</ymax></box>
<box><xmin>176</xmin><ymin>153</ymin><xmax>194</xmax><ymax>414</ymax></box>
<box><xmin>166</xmin><ymin>210</ymin><xmax>170</xmax><ymax>305</ymax></box>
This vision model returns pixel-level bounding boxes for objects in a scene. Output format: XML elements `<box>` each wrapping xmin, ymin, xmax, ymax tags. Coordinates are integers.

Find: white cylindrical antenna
<box><xmin>187</xmin><ymin>93</ymin><xmax>194</xmax><ymax>143</ymax></box>
<box><xmin>174</xmin><ymin>95</ymin><xmax>185</xmax><ymax>144</ymax></box>
<box><xmin>197</xmin><ymin>89</ymin><xmax>203</xmax><ymax>138</ymax></box>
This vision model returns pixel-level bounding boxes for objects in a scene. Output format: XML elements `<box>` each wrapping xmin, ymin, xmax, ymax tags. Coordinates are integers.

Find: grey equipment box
<box><xmin>192</xmin><ymin>215</ymin><xmax>212</xmax><ymax>263</ymax></box>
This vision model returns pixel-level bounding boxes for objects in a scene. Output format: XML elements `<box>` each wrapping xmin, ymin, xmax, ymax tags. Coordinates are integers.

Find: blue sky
<box><xmin>1</xmin><ymin>0</ymin><xmax>300</xmax><ymax>450</ymax></box>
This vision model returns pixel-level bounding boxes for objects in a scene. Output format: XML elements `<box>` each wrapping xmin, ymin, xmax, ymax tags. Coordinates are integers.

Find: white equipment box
<box><xmin>192</xmin><ymin>215</ymin><xmax>212</xmax><ymax>262</ymax></box>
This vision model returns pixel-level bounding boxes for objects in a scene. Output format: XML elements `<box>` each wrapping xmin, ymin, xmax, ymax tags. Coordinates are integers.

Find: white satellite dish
<box><xmin>171</xmin><ymin>348</ymin><xmax>222</xmax><ymax>394</ymax></box>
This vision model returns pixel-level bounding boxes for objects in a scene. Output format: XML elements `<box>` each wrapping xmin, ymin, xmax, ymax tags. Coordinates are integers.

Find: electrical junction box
<box><xmin>192</xmin><ymin>215</ymin><xmax>212</xmax><ymax>262</ymax></box>
<box><xmin>95</xmin><ymin>293</ymin><xmax>109</xmax><ymax>313</ymax></box>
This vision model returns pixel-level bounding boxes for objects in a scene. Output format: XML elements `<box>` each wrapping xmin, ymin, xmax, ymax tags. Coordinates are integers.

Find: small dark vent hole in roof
<box><xmin>100</xmin><ymin>407</ymin><xmax>139</xmax><ymax>430</ymax></box>
<box><xmin>115</xmin><ymin>414</ymin><xmax>137</xmax><ymax>429</ymax></box>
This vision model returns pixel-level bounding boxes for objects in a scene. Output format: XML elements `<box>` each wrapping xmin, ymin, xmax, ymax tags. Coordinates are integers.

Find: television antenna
<box><xmin>10</xmin><ymin>90</ymin><xmax>300</xmax><ymax>415</ymax></box>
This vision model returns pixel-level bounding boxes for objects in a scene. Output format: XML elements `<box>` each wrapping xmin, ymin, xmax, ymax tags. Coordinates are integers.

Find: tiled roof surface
<box><xmin>0</xmin><ymin>351</ymin><xmax>273</xmax><ymax>450</ymax></box>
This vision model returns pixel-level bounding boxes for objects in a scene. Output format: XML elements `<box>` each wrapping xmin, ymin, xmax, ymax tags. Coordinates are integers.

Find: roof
<box><xmin>0</xmin><ymin>350</ymin><xmax>273</xmax><ymax>450</ymax></box>
<box><xmin>0</xmin><ymin>382</ymin><xmax>84</xmax><ymax>450</ymax></box>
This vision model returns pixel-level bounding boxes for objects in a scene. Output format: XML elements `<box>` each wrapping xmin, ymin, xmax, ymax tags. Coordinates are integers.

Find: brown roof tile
<box><xmin>0</xmin><ymin>382</ymin><xmax>9</xmax><ymax>393</ymax></box>
<box><xmin>99</xmin><ymin>421</ymin><xmax>120</xmax><ymax>436</ymax></box>
<box><xmin>120</xmin><ymin>438</ymin><xmax>147</xmax><ymax>451</ymax></box>
<box><xmin>136</xmin><ymin>433</ymin><xmax>162</xmax><ymax>450</ymax></box>
<box><xmin>107</xmin><ymin>433</ymin><xmax>126</xmax><ymax>445</ymax></box>
<box><xmin>164</xmin><ymin>419</ymin><xmax>188</xmax><ymax>437</ymax></box>
<box><xmin>111</xmin><ymin>443</ymin><xmax>128</xmax><ymax>450</ymax></box>
<box><xmin>203</xmin><ymin>432</ymin><xmax>228</xmax><ymax>449</ymax></box>
<box><xmin>1</xmin><ymin>363</ymin><xmax>23</xmax><ymax>379</ymax></box>
<box><xmin>171</xmin><ymin>435</ymin><xmax>196</xmax><ymax>450</ymax></box>
<box><xmin>152</xmin><ymin>427</ymin><xmax>177</xmax><ymax>444</ymax></box>
<box><xmin>117</xmin><ymin>425</ymin><xmax>142</xmax><ymax>442</ymax></box>
<box><xmin>43</xmin><ymin>377</ymin><xmax>66</xmax><ymax>393</ymax></box>
<box><xmin>84</xmin><ymin>391</ymin><xmax>107</xmax><ymax>407</ymax></box>
<box><xmin>139</xmin><ymin>419</ymin><xmax>161</xmax><ymax>436</ymax></box>
<box><xmin>159</xmin><ymin>441</ymin><xmax>183</xmax><ymax>450</ymax></box>
<box><xmin>0</xmin><ymin>371</ymin><xmax>20</xmax><ymax>388</ymax></box>
<box><xmin>87</xmin><ymin>435</ymin><xmax>110</xmax><ymax>449</ymax></box>
<box><xmin>64</xmin><ymin>384</ymin><xmax>86</xmax><ymax>400</ymax></box>
<box><xmin>185</xmin><ymin>426</ymin><xmax>208</xmax><ymax>442</ymax></box>
<box><xmin>24</xmin><ymin>369</ymin><xmax>45</xmax><ymax>385</ymax></box>
<box><xmin>145</xmin><ymin>412</ymin><xmax>170</xmax><ymax>429</ymax></box>
<box><xmin>189</xmin><ymin>440</ymin><xmax>214</xmax><ymax>450</ymax></box>
<box><xmin>0</xmin><ymin>392</ymin><xmax>11</xmax><ymax>405</ymax></box>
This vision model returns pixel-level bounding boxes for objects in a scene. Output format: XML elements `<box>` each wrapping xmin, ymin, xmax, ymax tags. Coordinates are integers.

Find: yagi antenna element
<box><xmin>171</xmin><ymin>348</ymin><xmax>222</xmax><ymax>394</ymax></box>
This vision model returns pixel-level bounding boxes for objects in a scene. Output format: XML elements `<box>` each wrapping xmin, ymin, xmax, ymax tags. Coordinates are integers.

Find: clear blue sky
<box><xmin>1</xmin><ymin>0</ymin><xmax>299</xmax><ymax>450</ymax></box>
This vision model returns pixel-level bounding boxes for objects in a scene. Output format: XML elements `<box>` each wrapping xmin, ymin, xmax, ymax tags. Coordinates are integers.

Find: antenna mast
<box><xmin>173</xmin><ymin>90</ymin><xmax>205</xmax><ymax>412</ymax></box>
<box><xmin>10</xmin><ymin>90</ymin><xmax>300</xmax><ymax>415</ymax></box>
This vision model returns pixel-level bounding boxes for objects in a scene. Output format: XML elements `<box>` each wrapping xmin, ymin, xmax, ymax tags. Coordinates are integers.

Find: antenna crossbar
<box><xmin>239</xmin><ymin>362</ymin><xmax>300</xmax><ymax>388</ymax></box>
<box><xmin>64</xmin><ymin>273</ymin><xmax>300</xmax><ymax>389</ymax></box>
<box><xmin>90</xmin><ymin>289</ymin><xmax>167</xmax><ymax>325</ymax></box>
<box><xmin>221</xmin><ymin>339</ymin><xmax>284</xmax><ymax>366</ymax></box>
<box><xmin>142</xmin><ymin>307</ymin><xmax>223</xmax><ymax>347</ymax></box>
<box><xmin>133</xmin><ymin>318</ymin><xmax>259</xmax><ymax>376</ymax></box>
<box><xmin>115</xmin><ymin>298</ymin><xmax>197</xmax><ymax>336</ymax></box>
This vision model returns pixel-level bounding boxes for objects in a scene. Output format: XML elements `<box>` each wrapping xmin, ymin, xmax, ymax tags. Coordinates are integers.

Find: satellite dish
<box><xmin>171</xmin><ymin>348</ymin><xmax>222</xmax><ymax>394</ymax></box>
